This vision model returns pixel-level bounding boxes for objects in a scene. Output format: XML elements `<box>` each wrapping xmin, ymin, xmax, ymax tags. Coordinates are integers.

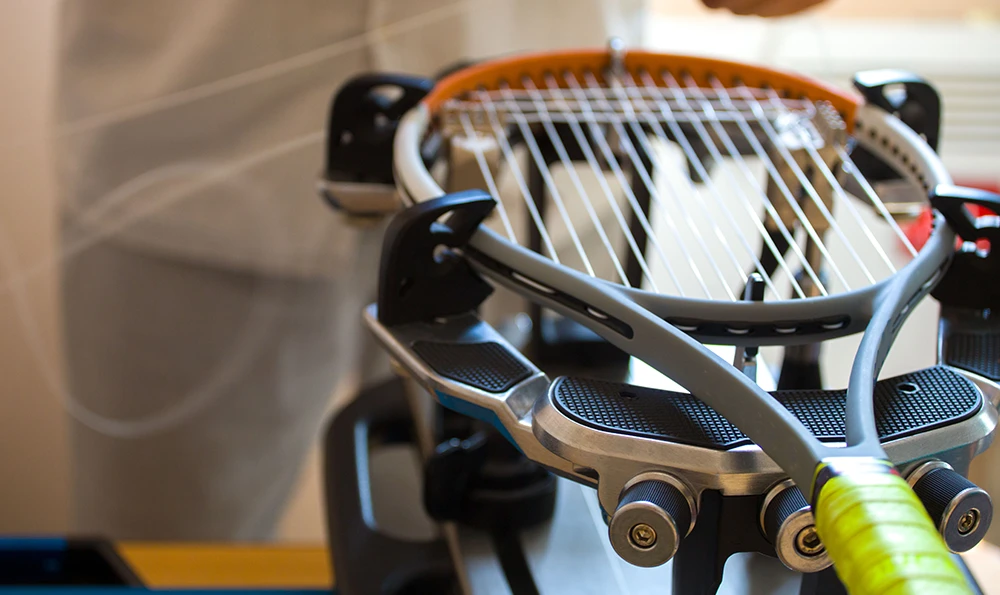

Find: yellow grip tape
<box><xmin>813</xmin><ymin>465</ymin><xmax>971</xmax><ymax>595</ymax></box>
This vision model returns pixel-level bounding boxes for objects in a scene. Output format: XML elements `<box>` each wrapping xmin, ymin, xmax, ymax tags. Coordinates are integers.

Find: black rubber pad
<box><xmin>944</xmin><ymin>332</ymin><xmax>1000</xmax><ymax>382</ymax></box>
<box><xmin>412</xmin><ymin>340</ymin><xmax>532</xmax><ymax>393</ymax></box>
<box><xmin>552</xmin><ymin>366</ymin><xmax>982</xmax><ymax>450</ymax></box>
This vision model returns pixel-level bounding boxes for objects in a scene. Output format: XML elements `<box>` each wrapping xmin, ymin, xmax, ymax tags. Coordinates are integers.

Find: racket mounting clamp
<box><xmin>931</xmin><ymin>184</ymin><xmax>1000</xmax><ymax>311</ymax></box>
<box><xmin>376</xmin><ymin>190</ymin><xmax>497</xmax><ymax>326</ymax></box>
<box><xmin>319</xmin><ymin>74</ymin><xmax>433</xmax><ymax>220</ymax></box>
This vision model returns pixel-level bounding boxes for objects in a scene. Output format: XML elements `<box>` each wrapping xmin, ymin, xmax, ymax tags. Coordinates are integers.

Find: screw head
<box><xmin>795</xmin><ymin>526</ymin><xmax>824</xmax><ymax>557</ymax></box>
<box><xmin>958</xmin><ymin>509</ymin><xmax>981</xmax><ymax>536</ymax></box>
<box><xmin>629</xmin><ymin>523</ymin><xmax>658</xmax><ymax>549</ymax></box>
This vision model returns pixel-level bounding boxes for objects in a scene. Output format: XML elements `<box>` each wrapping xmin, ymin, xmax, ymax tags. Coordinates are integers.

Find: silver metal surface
<box><xmin>759</xmin><ymin>480</ymin><xmax>831</xmax><ymax>573</ymax></box>
<box><xmin>362</xmin><ymin>304</ymin><xmax>587</xmax><ymax>485</ymax></box>
<box><xmin>316</xmin><ymin>178</ymin><xmax>401</xmax><ymax>218</ymax></box>
<box><xmin>906</xmin><ymin>459</ymin><xmax>954</xmax><ymax>488</ymax></box>
<box><xmin>457</xmin><ymin>477</ymin><xmax>804</xmax><ymax>594</ymax></box>
<box><xmin>608</xmin><ymin>472</ymin><xmax>698</xmax><ymax>567</ymax></box>
<box><xmin>532</xmin><ymin>380</ymin><xmax>997</xmax><ymax>516</ymax></box>
<box><xmin>940</xmin><ymin>486</ymin><xmax>992</xmax><ymax>548</ymax></box>
<box><xmin>366</xmin><ymin>299</ymin><xmax>996</xmax><ymax>514</ymax></box>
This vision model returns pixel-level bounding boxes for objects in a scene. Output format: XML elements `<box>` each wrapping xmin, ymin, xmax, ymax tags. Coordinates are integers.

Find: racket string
<box><xmin>717</xmin><ymin>80</ymin><xmax>877</xmax><ymax>287</ymax></box>
<box><xmin>472</xmin><ymin>86</ymin><xmax>561</xmax><ymax>263</ymax></box>
<box><xmin>675</xmin><ymin>78</ymin><xmax>828</xmax><ymax>297</ymax></box>
<box><xmin>574</xmin><ymin>69</ymin><xmax>748</xmax><ymax>301</ymax></box>
<box><xmin>455</xmin><ymin>110</ymin><xmax>519</xmax><ymax>242</ymax></box>
<box><xmin>519</xmin><ymin>77</ymin><xmax>666</xmax><ymax>293</ymax></box>
<box><xmin>658</xmin><ymin>71</ymin><xmax>849</xmax><ymax>296</ymax></box>
<box><xmin>751</xmin><ymin>85</ymin><xmax>898</xmax><ymax>276</ymax></box>
<box><xmin>637</xmin><ymin>70</ymin><xmax>815</xmax><ymax>300</ymax></box>
<box><xmin>656</xmin><ymin>74</ymin><xmax>825</xmax><ymax>300</ymax></box>
<box><xmin>499</xmin><ymin>81</ymin><xmax>636</xmax><ymax>288</ymax></box>
<box><xmin>556</xmin><ymin>73</ymin><xmax>719</xmax><ymax>298</ymax></box>
<box><xmin>658</xmin><ymin>73</ymin><xmax>845</xmax><ymax>294</ymax></box>
<box><xmin>437</xmin><ymin>67</ymin><xmax>915</xmax><ymax>302</ymax></box>
<box><xmin>477</xmin><ymin>87</ymin><xmax>600</xmax><ymax>277</ymax></box>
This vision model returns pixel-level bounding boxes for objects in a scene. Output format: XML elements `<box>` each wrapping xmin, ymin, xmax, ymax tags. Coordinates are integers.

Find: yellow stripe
<box><xmin>117</xmin><ymin>543</ymin><xmax>332</xmax><ymax>589</ymax></box>
<box><xmin>813</xmin><ymin>466</ymin><xmax>971</xmax><ymax>595</ymax></box>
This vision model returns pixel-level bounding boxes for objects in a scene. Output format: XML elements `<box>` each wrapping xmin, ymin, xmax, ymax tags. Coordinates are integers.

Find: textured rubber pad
<box><xmin>412</xmin><ymin>340</ymin><xmax>532</xmax><ymax>393</ymax></box>
<box><xmin>943</xmin><ymin>331</ymin><xmax>1000</xmax><ymax>382</ymax></box>
<box><xmin>552</xmin><ymin>366</ymin><xmax>981</xmax><ymax>449</ymax></box>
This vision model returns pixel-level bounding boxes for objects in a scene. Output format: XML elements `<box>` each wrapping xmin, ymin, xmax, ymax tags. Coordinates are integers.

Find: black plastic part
<box><xmin>912</xmin><ymin>467</ymin><xmax>993</xmax><ymax>552</ymax></box>
<box><xmin>423</xmin><ymin>432</ymin><xmax>489</xmax><ymax>521</ymax></box>
<box><xmin>851</xmin><ymin>71</ymin><xmax>942</xmax><ymax>185</ymax></box>
<box><xmin>0</xmin><ymin>539</ymin><xmax>143</xmax><ymax>586</ymax></box>
<box><xmin>854</xmin><ymin>70</ymin><xmax>942</xmax><ymax>150</ymax></box>
<box><xmin>800</xmin><ymin>568</ymin><xmax>848</xmax><ymax>595</ymax></box>
<box><xmin>377</xmin><ymin>191</ymin><xmax>496</xmax><ymax>326</ymax></box>
<box><xmin>931</xmin><ymin>184</ymin><xmax>1000</xmax><ymax>241</ymax></box>
<box><xmin>624</xmin><ymin>131</ymin><xmax>655</xmax><ymax>289</ymax></box>
<box><xmin>940</xmin><ymin>306</ymin><xmax>1000</xmax><ymax>382</ymax></box>
<box><xmin>551</xmin><ymin>367</ymin><xmax>981</xmax><ymax>450</ymax></box>
<box><xmin>324</xmin><ymin>377</ymin><xmax>458</xmax><ymax>595</ymax></box>
<box><xmin>528</xmin><ymin>317</ymin><xmax>631</xmax><ymax>375</ymax></box>
<box><xmin>324</xmin><ymin>73</ymin><xmax>433</xmax><ymax>185</ymax></box>
<box><xmin>671</xmin><ymin>491</ymin><xmax>776</xmax><ymax>595</ymax></box>
<box><xmin>423</xmin><ymin>428</ymin><xmax>557</xmax><ymax>532</ymax></box>
<box><xmin>778</xmin><ymin>359</ymin><xmax>823</xmax><ymax>391</ymax></box>
<box><xmin>619</xmin><ymin>479</ymin><xmax>693</xmax><ymax>540</ymax></box>
<box><xmin>412</xmin><ymin>341</ymin><xmax>532</xmax><ymax>393</ymax></box>
<box><xmin>761</xmin><ymin>485</ymin><xmax>809</xmax><ymax>547</ymax></box>
<box><xmin>742</xmin><ymin>273</ymin><xmax>766</xmax><ymax>360</ymax></box>
<box><xmin>930</xmin><ymin>184</ymin><xmax>1000</xmax><ymax>311</ymax></box>
<box><xmin>492</xmin><ymin>530</ymin><xmax>541</xmax><ymax>595</ymax></box>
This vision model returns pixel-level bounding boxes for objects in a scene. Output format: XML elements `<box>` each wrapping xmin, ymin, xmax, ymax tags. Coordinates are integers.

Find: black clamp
<box><xmin>319</xmin><ymin>74</ymin><xmax>433</xmax><ymax>217</ymax></box>
<box><xmin>931</xmin><ymin>184</ymin><xmax>1000</xmax><ymax>310</ymax></box>
<box><xmin>424</xmin><ymin>429</ymin><xmax>557</xmax><ymax>531</ymax></box>
<box><xmin>851</xmin><ymin>70</ymin><xmax>942</xmax><ymax>183</ymax></box>
<box><xmin>377</xmin><ymin>190</ymin><xmax>497</xmax><ymax>326</ymax></box>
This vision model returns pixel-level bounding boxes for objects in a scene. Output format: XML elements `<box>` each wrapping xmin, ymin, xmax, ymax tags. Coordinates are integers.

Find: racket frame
<box><xmin>391</xmin><ymin>51</ymin><xmax>957</xmax><ymax>490</ymax></box>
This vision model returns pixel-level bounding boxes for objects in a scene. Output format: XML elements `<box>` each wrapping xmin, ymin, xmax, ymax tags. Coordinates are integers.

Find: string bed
<box><xmin>437</xmin><ymin>68</ymin><xmax>916</xmax><ymax>303</ymax></box>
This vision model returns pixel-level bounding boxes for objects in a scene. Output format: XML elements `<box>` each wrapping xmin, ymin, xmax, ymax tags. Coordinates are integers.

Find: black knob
<box><xmin>608</xmin><ymin>473</ymin><xmax>696</xmax><ymax>567</ymax></box>
<box><xmin>909</xmin><ymin>461</ymin><xmax>992</xmax><ymax>552</ymax></box>
<box><xmin>760</xmin><ymin>480</ymin><xmax>831</xmax><ymax>573</ymax></box>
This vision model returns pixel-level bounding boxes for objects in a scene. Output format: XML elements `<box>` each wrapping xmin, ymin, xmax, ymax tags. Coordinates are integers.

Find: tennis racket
<box><xmin>345</xmin><ymin>44</ymin><xmax>1000</xmax><ymax>594</ymax></box>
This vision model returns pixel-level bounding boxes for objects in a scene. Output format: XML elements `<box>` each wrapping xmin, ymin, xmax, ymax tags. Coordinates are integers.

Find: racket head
<box><xmin>394</xmin><ymin>47</ymin><xmax>956</xmax><ymax>346</ymax></box>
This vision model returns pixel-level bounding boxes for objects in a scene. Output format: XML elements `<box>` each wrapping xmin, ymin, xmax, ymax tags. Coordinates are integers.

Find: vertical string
<box><xmin>566</xmin><ymin>72</ymin><xmax>725</xmax><ymax>298</ymax></box>
<box><xmin>471</xmin><ymin>89</ymin><xmax>560</xmax><ymax>262</ymax></box>
<box><xmin>499</xmin><ymin>82</ymin><xmax>631</xmax><ymax>285</ymax></box>
<box><xmin>477</xmin><ymin>88</ymin><xmax>596</xmax><ymax>276</ymax></box>
<box><xmin>456</xmin><ymin>111</ymin><xmax>518</xmax><ymax>242</ymax></box>
<box><xmin>524</xmin><ymin>76</ymin><xmax>671</xmax><ymax>293</ymax></box>
<box><xmin>727</xmin><ymin>82</ymin><xmax>875</xmax><ymax>286</ymax></box>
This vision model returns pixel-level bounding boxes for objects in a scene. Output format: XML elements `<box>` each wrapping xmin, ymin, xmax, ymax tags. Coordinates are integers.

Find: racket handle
<box><xmin>812</xmin><ymin>460</ymin><xmax>972</xmax><ymax>595</ymax></box>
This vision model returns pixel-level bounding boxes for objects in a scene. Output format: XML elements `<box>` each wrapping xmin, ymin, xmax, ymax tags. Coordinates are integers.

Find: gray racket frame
<box><xmin>392</xmin><ymin>92</ymin><xmax>956</xmax><ymax>492</ymax></box>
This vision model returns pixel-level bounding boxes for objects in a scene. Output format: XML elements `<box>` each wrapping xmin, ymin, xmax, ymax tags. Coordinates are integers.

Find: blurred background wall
<box><xmin>0</xmin><ymin>0</ymin><xmax>996</xmax><ymax>542</ymax></box>
<box><xmin>0</xmin><ymin>0</ymin><xmax>67</xmax><ymax>534</ymax></box>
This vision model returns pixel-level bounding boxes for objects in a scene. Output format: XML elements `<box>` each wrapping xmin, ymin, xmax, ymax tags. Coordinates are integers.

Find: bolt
<box><xmin>958</xmin><ymin>509</ymin><xmax>981</xmax><ymax>536</ymax></box>
<box><xmin>795</xmin><ymin>526</ymin><xmax>824</xmax><ymax>557</ymax></box>
<box><xmin>629</xmin><ymin>523</ymin><xmax>657</xmax><ymax>549</ymax></box>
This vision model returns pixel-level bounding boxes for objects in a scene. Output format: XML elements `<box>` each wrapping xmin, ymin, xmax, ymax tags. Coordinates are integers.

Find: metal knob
<box><xmin>908</xmin><ymin>461</ymin><xmax>993</xmax><ymax>552</ymax></box>
<box><xmin>760</xmin><ymin>479</ymin><xmax>831</xmax><ymax>573</ymax></box>
<box><xmin>608</xmin><ymin>472</ymin><xmax>696</xmax><ymax>567</ymax></box>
